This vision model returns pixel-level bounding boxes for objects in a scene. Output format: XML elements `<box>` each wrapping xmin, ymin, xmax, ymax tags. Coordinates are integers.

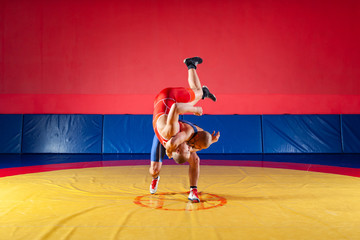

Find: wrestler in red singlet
<box><xmin>152</xmin><ymin>87</ymin><xmax>196</xmax><ymax>146</ymax></box>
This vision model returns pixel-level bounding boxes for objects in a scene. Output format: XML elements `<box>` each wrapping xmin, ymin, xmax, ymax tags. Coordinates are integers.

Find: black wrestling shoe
<box><xmin>202</xmin><ymin>85</ymin><xmax>217</xmax><ymax>102</ymax></box>
<box><xmin>184</xmin><ymin>57</ymin><xmax>203</xmax><ymax>69</ymax></box>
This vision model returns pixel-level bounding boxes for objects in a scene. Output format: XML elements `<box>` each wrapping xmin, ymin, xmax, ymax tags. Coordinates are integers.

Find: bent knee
<box><xmin>188</xmin><ymin>156</ymin><xmax>200</xmax><ymax>167</ymax></box>
<box><xmin>194</xmin><ymin>156</ymin><xmax>200</xmax><ymax>165</ymax></box>
<box><xmin>149</xmin><ymin>166</ymin><xmax>160</xmax><ymax>175</ymax></box>
<box><xmin>192</xmin><ymin>88</ymin><xmax>203</xmax><ymax>99</ymax></box>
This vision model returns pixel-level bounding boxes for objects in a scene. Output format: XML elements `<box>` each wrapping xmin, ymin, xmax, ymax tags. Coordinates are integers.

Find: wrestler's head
<box><xmin>172</xmin><ymin>131</ymin><xmax>212</xmax><ymax>164</ymax></box>
<box><xmin>188</xmin><ymin>131</ymin><xmax>212</xmax><ymax>151</ymax></box>
<box><xmin>172</xmin><ymin>142</ymin><xmax>190</xmax><ymax>164</ymax></box>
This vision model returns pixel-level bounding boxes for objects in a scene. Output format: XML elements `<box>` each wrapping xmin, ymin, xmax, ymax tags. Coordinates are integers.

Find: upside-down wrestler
<box><xmin>150</xmin><ymin>57</ymin><xmax>219</xmax><ymax>202</ymax></box>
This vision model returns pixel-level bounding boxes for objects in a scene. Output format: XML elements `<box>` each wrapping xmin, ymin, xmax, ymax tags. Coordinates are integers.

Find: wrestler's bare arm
<box><xmin>165</xmin><ymin>131</ymin><xmax>191</xmax><ymax>157</ymax></box>
<box><xmin>163</xmin><ymin>103</ymin><xmax>202</xmax><ymax>138</ymax></box>
<box><xmin>167</xmin><ymin>103</ymin><xmax>203</xmax><ymax>126</ymax></box>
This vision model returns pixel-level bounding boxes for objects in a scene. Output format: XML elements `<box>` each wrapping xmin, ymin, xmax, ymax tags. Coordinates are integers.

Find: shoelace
<box><xmin>151</xmin><ymin>179</ymin><xmax>158</xmax><ymax>189</ymax></box>
<box><xmin>191</xmin><ymin>189</ymin><xmax>199</xmax><ymax>198</ymax></box>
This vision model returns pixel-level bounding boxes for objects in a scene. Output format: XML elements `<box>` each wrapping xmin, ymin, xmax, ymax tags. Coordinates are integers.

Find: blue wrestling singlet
<box><xmin>179</xmin><ymin>120</ymin><xmax>198</xmax><ymax>136</ymax></box>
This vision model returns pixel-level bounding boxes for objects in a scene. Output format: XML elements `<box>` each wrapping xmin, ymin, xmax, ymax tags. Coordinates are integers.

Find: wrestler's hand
<box><xmin>211</xmin><ymin>131</ymin><xmax>220</xmax><ymax>143</ymax></box>
<box><xmin>194</xmin><ymin>106</ymin><xmax>203</xmax><ymax>116</ymax></box>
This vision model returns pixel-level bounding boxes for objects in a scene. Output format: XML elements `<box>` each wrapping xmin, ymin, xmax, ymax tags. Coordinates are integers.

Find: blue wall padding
<box><xmin>341</xmin><ymin>115</ymin><xmax>360</xmax><ymax>153</ymax></box>
<box><xmin>103</xmin><ymin>115</ymin><xmax>153</xmax><ymax>153</ymax></box>
<box><xmin>22</xmin><ymin>115</ymin><xmax>102</xmax><ymax>153</ymax></box>
<box><xmin>262</xmin><ymin>115</ymin><xmax>342</xmax><ymax>153</ymax></box>
<box><xmin>183</xmin><ymin>115</ymin><xmax>262</xmax><ymax>153</ymax></box>
<box><xmin>0</xmin><ymin>114</ymin><xmax>358</xmax><ymax>154</ymax></box>
<box><xmin>0</xmin><ymin>115</ymin><xmax>23</xmax><ymax>153</ymax></box>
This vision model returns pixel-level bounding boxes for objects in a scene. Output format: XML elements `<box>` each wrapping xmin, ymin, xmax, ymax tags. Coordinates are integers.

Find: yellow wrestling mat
<box><xmin>0</xmin><ymin>165</ymin><xmax>360</xmax><ymax>240</ymax></box>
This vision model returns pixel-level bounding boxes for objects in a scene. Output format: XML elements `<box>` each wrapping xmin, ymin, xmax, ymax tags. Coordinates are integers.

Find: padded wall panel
<box><xmin>0</xmin><ymin>155</ymin><xmax>22</xmax><ymax>168</ymax></box>
<box><xmin>0</xmin><ymin>115</ymin><xmax>23</xmax><ymax>153</ymax></box>
<box><xmin>22</xmin><ymin>115</ymin><xmax>102</xmax><ymax>153</ymax></box>
<box><xmin>342</xmin><ymin>115</ymin><xmax>360</xmax><ymax>153</ymax></box>
<box><xmin>183</xmin><ymin>115</ymin><xmax>262</xmax><ymax>154</ymax></box>
<box><xmin>263</xmin><ymin>115</ymin><xmax>342</xmax><ymax>153</ymax></box>
<box><xmin>103</xmin><ymin>115</ymin><xmax>153</xmax><ymax>153</ymax></box>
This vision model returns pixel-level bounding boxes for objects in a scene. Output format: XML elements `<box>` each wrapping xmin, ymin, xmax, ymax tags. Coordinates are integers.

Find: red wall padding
<box><xmin>1</xmin><ymin>0</ymin><xmax>359</xmax><ymax>114</ymax></box>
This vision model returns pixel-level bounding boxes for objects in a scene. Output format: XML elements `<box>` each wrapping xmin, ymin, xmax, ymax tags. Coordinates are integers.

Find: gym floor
<box><xmin>0</xmin><ymin>154</ymin><xmax>359</xmax><ymax>240</ymax></box>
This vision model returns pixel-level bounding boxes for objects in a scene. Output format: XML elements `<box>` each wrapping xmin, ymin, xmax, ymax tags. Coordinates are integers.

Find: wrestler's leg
<box><xmin>149</xmin><ymin>135</ymin><xmax>165</xmax><ymax>194</ymax></box>
<box><xmin>149</xmin><ymin>161</ymin><xmax>161</xmax><ymax>194</ymax></box>
<box><xmin>149</xmin><ymin>161</ymin><xmax>162</xmax><ymax>178</ymax></box>
<box><xmin>188</xmin><ymin>69</ymin><xmax>203</xmax><ymax>106</ymax></box>
<box><xmin>185</xmin><ymin>57</ymin><xmax>217</xmax><ymax>104</ymax></box>
<box><xmin>187</xmin><ymin>152</ymin><xmax>200</xmax><ymax>187</ymax></box>
<box><xmin>149</xmin><ymin>134</ymin><xmax>165</xmax><ymax>178</ymax></box>
<box><xmin>187</xmin><ymin>152</ymin><xmax>201</xmax><ymax>202</ymax></box>
<box><xmin>187</xmin><ymin>67</ymin><xmax>202</xmax><ymax>90</ymax></box>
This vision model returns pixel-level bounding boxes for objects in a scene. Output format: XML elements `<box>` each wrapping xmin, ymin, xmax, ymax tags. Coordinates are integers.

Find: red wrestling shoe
<box><xmin>150</xmin><ymin>176</ymin><xmax>160</xmax><ymax>194</ymax></box>
<box><xmin>188</xmin><ymin>188</ymin><xmax>200</xmax><ymax>203</ymax></box>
